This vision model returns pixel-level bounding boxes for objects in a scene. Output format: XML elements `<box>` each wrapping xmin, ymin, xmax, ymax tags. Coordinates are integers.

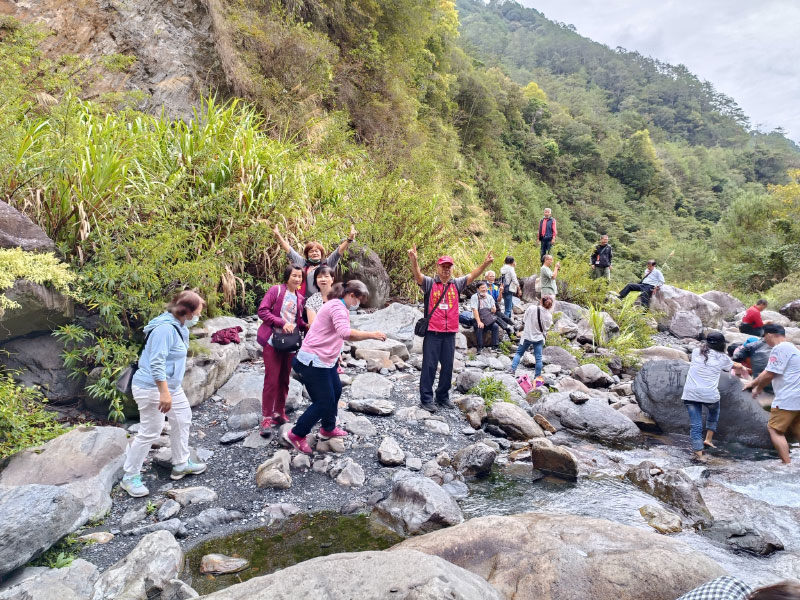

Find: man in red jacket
<box><xmin>739</xmin><ymin>299</ymin><xmax>772</xmax><ymax>337</ymax></box>
<box><xmin>538</xmin><ymin>207</ymin><xmax>557</xmax><ymax>263</ymax></box>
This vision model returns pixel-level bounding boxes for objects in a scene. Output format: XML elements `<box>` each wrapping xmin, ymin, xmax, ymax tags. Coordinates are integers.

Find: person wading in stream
<box><xmin>680</xmin><ymin>332</ymin><xmax>733</xmax><ymax>461</ymax></box>
<box><xmin>283</xmin><ymin>281</ymin><xmax>386</xmax><ymax>454</ymax></box>
<box><xmin>744</xmin><ymin>324</ymin><xmax>800</xmax><ymax>464</ymax></box>
<box><xmin>409</xmin><ymin>246</ymin><xmax>493</xmax><ymax>411</ymax></box>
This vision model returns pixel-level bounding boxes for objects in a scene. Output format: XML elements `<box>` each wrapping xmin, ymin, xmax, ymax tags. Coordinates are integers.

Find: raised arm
<box><xmin>552</xmin><ymin>262</ymin><xmax>561</xmax><ymax>278</ymax></box>
<box><xmin>273</xmin><ymin>224</ymin><xmax>293</xmax><ymax>254</ymax></box>
<box><xmin>336</xmin><ymin>224</ymin><xmax>357</xmax><ymax>256</ymax></box>
<box><xmin>408</xmin><ymin>245</ymin><xmax>424</xmax><ymax>285</ymax></box>
<box><xmin>466</xmin><ymin>251</ymin><xmax>494</xmax><ymax>285</ymax></box>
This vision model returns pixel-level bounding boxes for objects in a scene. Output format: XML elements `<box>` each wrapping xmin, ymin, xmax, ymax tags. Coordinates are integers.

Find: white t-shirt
<box><xmin>766</xmin><ymin>341</ymin><xmax>800</xmax><ymax>410</ymax></box>
<box><xmin>522</xmin><ymin>305</ymin><xmax>553</xmax><ymax>343</ymax></box>
<box><xmin>681</xmin><ymin>348</ymin><xmax>733</xmax><ymax>403</ymax></box>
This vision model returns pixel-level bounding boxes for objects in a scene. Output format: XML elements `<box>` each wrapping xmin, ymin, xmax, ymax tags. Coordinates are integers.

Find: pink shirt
<box><xmin>298</xmin><ymin>299</ymin><xmax>351</xmax><ymax>366</ymax></box>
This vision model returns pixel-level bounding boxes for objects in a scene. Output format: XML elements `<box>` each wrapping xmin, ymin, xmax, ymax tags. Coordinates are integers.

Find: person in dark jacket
<box><xmin>590</xmin><ymin>235</ymin><xmax>613</xmax><ymax>281</ymax></box>
<box><xmin>732</xmin><ymin>337</ymin><xmax>773</xmax><ymax>393</ymax></box>
<box><xmin>538</xmin><ymin>208</ymin><xmax>557</xmax><ymax>262</ymax></box>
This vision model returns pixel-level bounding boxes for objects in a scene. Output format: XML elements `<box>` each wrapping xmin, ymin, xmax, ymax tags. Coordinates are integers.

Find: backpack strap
<box><xmin>424</xmin><ymin>281</ymin><xmax>453</xmax><ymax>321</ymax></box>
<box><xmin>536</xmin><ymin>306</ymin><xmax>545</xmax><ymax>335</ymax></box>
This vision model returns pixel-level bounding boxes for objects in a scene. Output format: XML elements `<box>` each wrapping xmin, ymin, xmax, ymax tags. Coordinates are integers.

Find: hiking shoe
<box><xmin>318</xmin><ymin>426</ymin><xmax>348</xmax><ymax>440</ymax></box>
<box><xmin>259</xmin><ymin>417</ymin><xmax>274</xmax><ymax>437</ymax></box>
<box><xmin>436</xmin><ymin>398</ymin><xmax>456</xmax><ymax>409</ymax></box>
<box><xmin>120</xmin><ymin>474</ymin><xmax>149</xmax><ymax>498</ymax></box>
<box><xmin>170</xmin><ymin>460</ymin><xmax>207</xmax><ymax>480</ymax></box>
<box><xmin>420</xmin><ymin>401</ymin><xmax>437</xmax><ymax>413</ymax></box>
<box><xmin>283</xmin><ymin>429</ymin><xmax>313</xmax><ymax>454</ymax></box>
<box><xmin>272</xmin><ymin>411</ymin><xmax>290</xmax><ymax>426</ymax></box>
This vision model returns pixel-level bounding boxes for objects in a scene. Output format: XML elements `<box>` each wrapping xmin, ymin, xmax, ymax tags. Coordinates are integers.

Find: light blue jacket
<box><xmin>131</xmin><ymin>312</ymin><xmax>189</xmax><ymax>392</ymax></box>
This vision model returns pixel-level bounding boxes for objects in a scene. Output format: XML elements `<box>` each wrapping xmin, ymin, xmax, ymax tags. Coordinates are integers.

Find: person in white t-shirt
<box><xmin>681</xmin><ymin>332</ymin><xmax>733</xmax><ymax>460</ymax></box>
<box><xmin>745</xmin><ymin>324</ymin><xmax>800</xmax><ymax>464</ymax></box>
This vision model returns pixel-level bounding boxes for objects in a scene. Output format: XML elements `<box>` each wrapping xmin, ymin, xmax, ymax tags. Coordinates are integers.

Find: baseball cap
<box><xmin>437</xmin><ymin>256</ymin><xmax>454</xmax><ymax>266</ymax></box>
<box><xmin>705</xmin><ymin>331</ymin><xmax>727</xmax><ymax>352</ymax></box>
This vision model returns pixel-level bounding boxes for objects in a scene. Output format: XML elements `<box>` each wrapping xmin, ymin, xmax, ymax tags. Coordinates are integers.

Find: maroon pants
<box><xmin>262</xmin><ymin>344</ymin><xmax>294</xmax><ymax>418</ymax></box>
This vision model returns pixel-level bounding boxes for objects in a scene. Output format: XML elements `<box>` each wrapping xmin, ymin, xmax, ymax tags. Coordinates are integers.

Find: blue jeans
<box><xmin>503</xmin><ymin>291</ymin><xmax>514</xmax><ymax>318</ymax></box>
<box><xmin>291</xmin><ymin>358</ymin><xmax>341</xmax><ymax>437</ymax></box>
<box><xmin>511</xmin><ymin>339</ymin><xmax>544</xmax><ymax>375</ymax></box>
<box><xmin>684</xmin><ymin>401</ymin><xmax>720</xmax><ymax>451</ymax></box>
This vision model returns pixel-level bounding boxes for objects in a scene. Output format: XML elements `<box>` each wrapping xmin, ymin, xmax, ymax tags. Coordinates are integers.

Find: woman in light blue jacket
<box><xmin>121</xmin><ymin>290</ymin><xmax>206</xmax><ymax>497</ymax></box>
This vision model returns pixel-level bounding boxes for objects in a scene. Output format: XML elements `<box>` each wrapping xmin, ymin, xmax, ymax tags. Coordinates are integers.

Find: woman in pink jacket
<box><xmin>257</xmin><ymin>265</ymin><xmax>308</xmax><ymax>437</ymax></box>
<box><xmin>283</xmin><ymin>280</ymin><xmax>386</xmax><ymax>454</ymax></box>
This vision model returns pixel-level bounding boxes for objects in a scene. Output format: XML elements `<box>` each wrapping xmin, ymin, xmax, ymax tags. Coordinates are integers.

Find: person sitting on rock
<box><xmin>304</xmin><ymin>265</ymin><xmax>335</xmax><ymax>326</ymax></box>
<box><xmin>739</xmin><ymin>299</ymin><xmax>772</xmax><ymax>337</ymax></box>
<box><xmin>539</xmin><ymin>255</ymin><xmax>560</xmax><ymax>302</ymax></box>
<box><xmin>510</xmin><ymin>295</ymin><xmax>554</xmax><ymax>376</ymax></box>
<box><xmin>500</xmin><ymin>256</ymin><xmax>520</xmax><ymax>319</ymax></box>
<box><xmin>618</xmin><ymin>259</ymin><xmax>663</xmax><ymax>309</ymax></box>
<box><xmin>485</xmin><ymin>270</ymin><xmax>502</xmax><ymax>302</ymax></box>
<box><xmin>256</xmin><ymin>265</ymin><xmax>308</xmax><ymax>438</ymax></box>
<box><xmin>409</xmin><ymin>246</ymin><xmax>493</xmax><ymax>411</ymax></box>
<box><xmin>120</xmin><ymin>290</ymin><xmax>207</xmax><ymax>498</ymax></box>
<box><xmin>485</xmin><ymin>269</ymin><xmax>515</xmax><ymax>337</ymax></box>
<box><xmin>681</xmin><ymin>331</ymin><xmax>733</xmax><ymax>461</ymax></box>
<box><xmin>744</xmin><ymin>324</ymin><xmax>800</xmax><ymax>464</ymax></box>
<box><xmin>590</xmin><ymin>234</ymin><xmax>612</xmax><ymax>281</ymax></box>
<box><xmin>470</xmin><ymin>281</ymin><xmax>500</xmax><ymax>353</ymax></box>
<box><xmin>283</xmin><ymin>281</ymin><xmax>386</xmax><ymax>454</ymax></box>
<box><xmin>273</xmin><ymin>223</ymin><xmax>356</xmax><ymax>298</ymax></box>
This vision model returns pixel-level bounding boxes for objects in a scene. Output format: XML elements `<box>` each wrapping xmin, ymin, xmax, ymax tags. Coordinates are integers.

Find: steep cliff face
<box><xmin>0</xmin><ymin>0</ymin><xmax>226</xmax><ymax>118</ymax></box>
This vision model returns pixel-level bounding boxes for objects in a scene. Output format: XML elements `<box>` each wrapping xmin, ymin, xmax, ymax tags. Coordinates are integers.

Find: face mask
<box><xmin>480</xmin><ymin>292</ymin><xmax>488</xmax><ymax>298</ymax></box>
<box><xmin>307</xmin><ymin>257</ymin><xmax>321</xmax><ymax>266</ymax></box>
<box><xmin>185</xmin><ymin>315</ymin><xmax>200</xmax><ymax>327</ymax></box>
<box><xmin>349</xmin><ymin>301</ymin><xmax>360</xmax><ymax>312</ymax></box>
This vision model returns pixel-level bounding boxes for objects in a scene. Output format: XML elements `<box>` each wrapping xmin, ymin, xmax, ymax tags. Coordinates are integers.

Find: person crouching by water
<box><xmin>681</xmin><ymin>332</ymin><xmax>733</xmax><ymax>461</ymax></box>
<box><xmin>283</xmin><ymin>281</ymin><xmax>386</xmax><ymax>454</ymax></box>
<box><xmin>257</xmin><ymin>265</ymin><xmax>308</xmax><ymax>437</ymax></box>
<box><xmin>120</xmin><ymin>290</ymin><xmax>207</xmax><ymax>497</ymax></box>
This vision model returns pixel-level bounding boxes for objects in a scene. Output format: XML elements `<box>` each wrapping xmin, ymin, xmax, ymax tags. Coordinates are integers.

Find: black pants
<box><xmin>540</xmin><ymin>237</ymin><xmax>553</xmax><ymax>261</ymax></box>
<box><xmin>739</xmin><ymin>322</ymin><xmax>764</xmax><ymax>337</ymax></box>
<box><xmin>619</xmin><ymin>283</ymin><xmax>654</xmax><ymax>308</ymax></box>
<box><xmin>474</xmin><ymin>322</ymin><xmax>499</xmax><ymax>351</ymax></box>
<box><xmin>420</xmin><ymin>331</ymin><xmax>456</xmax><ymax>406</ymax></box>
<box><xmin>495</xmin><ymin>311</ymin><xmax>515</xmax><ymax>333</ymax></box>
<box><xmin>291</xmin><ymin>358</ymin><xmax>341</xmax><ymax>437</ymax></box>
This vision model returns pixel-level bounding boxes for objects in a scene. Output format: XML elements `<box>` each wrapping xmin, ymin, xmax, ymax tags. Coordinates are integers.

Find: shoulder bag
<box><xmin>115</xmin><ymin>322</ymin><xmax>183</xmax><ymax>399</ymax></box>
<box><xmin>271</xmin><ymin>284</ymin><xmax>303</xmax><ymax>352</ymax></box>
<box><xmin>414</xmin><ymin>282</ymin><xmax>453</xmax><ymax>337</ymax></box>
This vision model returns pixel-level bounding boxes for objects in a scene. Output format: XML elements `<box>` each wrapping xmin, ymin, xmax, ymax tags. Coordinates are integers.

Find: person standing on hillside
<box><xmin>590</xmin><ymin>234</ymin><xmax>613</xmax><ymax>281</ymax></box>
<box><xmin>499</xmin><ymin>257</ymin><xmax>520</xmax><ymax>319</ymax></box>
<box><xmin>540</xmin><ymin>255</ymin><xmax>560</xmax><ymax>302</ymax></box>
<box><xmin>409</xmin><ymin>247</ymin><xmax>493</xmax><ymax>411</ymax></box>
<box><xmin>744</xmin><ymin>324</ymin><xmax>800</xmax><ymax>464</ymax></box>
<box><xmin>538</xmin><ymin>208</ymin><xmax>557</xmax><ymax>262</ymax></box>
<box><xmin>618</xmin><ymin>259</ymin><xmax>663</xmax><ymax>309</ymax></box>
<box><xmin>739</xmin><ymin>299</ymin><xmax>772</xmax><ymax>337</ymax></box>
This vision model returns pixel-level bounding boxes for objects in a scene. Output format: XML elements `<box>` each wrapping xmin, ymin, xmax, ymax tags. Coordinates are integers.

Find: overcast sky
<box><xmin>519</xmin><ymin>0</ymin><xmax>800</xmax><ymax>143</ymax></box>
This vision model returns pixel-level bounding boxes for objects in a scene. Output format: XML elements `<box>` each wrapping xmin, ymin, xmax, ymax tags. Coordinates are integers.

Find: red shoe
<box><xmin>272</xmin><ymin>411</ymin><xmax>290</xmax><ymax>425</ymax></box>
<box><xmin>282</xmin><ymin>429</ymin><xmax>312</xmax><ymax>454</ymax></box>
<box><xmin>259</xmin><ymin>417</ymin><xmax>273</xmax><ymax>438</ymax></box>
<box><xmin>318</xmin><ymin>426</ymin><xmax>348</xmax><ymax>440</ymax></box>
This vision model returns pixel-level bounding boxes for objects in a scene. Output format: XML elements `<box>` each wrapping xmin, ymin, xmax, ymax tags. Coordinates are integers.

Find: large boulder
<box><xmin>350</xmin><ymin>373</ymin><xmax>394</xmax><ymax>399</ymax></box>
<box><xmin>735</xmin><ymin>309</ymin><xmax>791</xmax><ymax>328</ymax></box>
<box><xmin>542</xmin><ymin>345</ymin><xmax>579</xmax><ymax>370</ymax></box>
<box><xmin>350</xmin><ymin>303</ymin><xmax>423</xmax><ymax>348</ymax></box>
<box><xmin>451</xmin><ymin>442</ymin><xmax>497</xmax><ymax>476</ymax></box>
<box><xmin>0</xmin><ymin>558</ymin><xmax>98</xmax><ymax>600</ymax></box>
<box><xmin>669</xmin><ymin>311</ymin><xmax>704</xmax><ymax>339</ymax></box>
<box><xmin>701</xmin><ymin>291</ymin><xmax>746</xmax><ymax>320</ymax></box>
<box><xmin>634</xmin><ymin>345</ymin><xmax>689</xmax><ymax>362</ymax></box>
<box><xmin>0</xmin><ymin>426</ymin><xmax>128</xmax><ymax>523</ymax></box>
<box><xmin>0</xmin><ymin>279</ymin><xmax>74</xmax><ymax>342</ymax></box>
<box><xmin>633</xmin><ymin>360</ymin><xmax>771</xmax><ymax>448</ymax></box>
<box><xmin>554</xmin><ymin>301</ymin><xmax>587</xmax><ymax>322</ymax></box>
<box><xmin>625</xmin><ymin>461</ymin><xmax>713</xmax><ymax>527</ymax></box>
<box><xmin>487</xmin><ymin>402</ymin><xmax>544</xmax><ymax>440</ymax></box>
<box><xmin>529</xmin><ymin>391</ymin><xmax>641</xmax><ymax>445</ymax></box>
<box><xmin>650</xmin><ymin>285</ymin><xmax>723</xmax><ymax>329</ymax></box>
<box><xmin>0</xmin><ymin>485</ymin><xmax>84</xmax><ymax>577</ymax></box>
<box><xmin>372</xmin><ymin>475</ymin><xmax>463</xmax><ymax>535</ymax></box>
<box><xmin>529</xmin><ymin>438</ymin><xmax>578</xmax><ymax>481</ymax></box>
<box><xmin>196</xmin><ymin>550</ymin><xmax>503</xmax><ymax>600</ymax></box>
<box><xmin>339</xmin><ymin>244</ymin><xmax>391</xmax><ymax>309</ymax></box>
<box><xmin>571</xmin><ymin>363</ymin><xmax>614</xmax><ymax>387</ymax></box>
<box><xmin>0</xmin><ymin>333</ymin><xmax>85</xmax><ymax>402</ymax></box>
<box><xmin>780</xmin><ymin>300</ymin><xmax>800</xmax><ymax>322</ymax></box>
<box><xmin>394</xmin><ymin>513</ymin><xmax>726</xmax><ymax>600</ymax></box>
<box><xmin>91</xmin><ymin>530</ymin><xmax>183</xmax><ymax>600</ymax></box>
<box><xmin>520</xmin><ymin>274</ymin><xmax>539</xmax><ymax>302</ymax></box>
<box><xmin>350</xmin><ymin>338</ymin><xmax>409</xmax><ymax>361</ymax></box>
<box><xmin>0</xmin><ymin>201</ymin><xmax>55</xmax><ymax>252</ymax></box>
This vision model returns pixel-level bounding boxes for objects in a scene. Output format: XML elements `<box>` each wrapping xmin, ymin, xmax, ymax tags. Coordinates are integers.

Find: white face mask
<box><xmin>185</xmin><ymin>315</ymin><xmax>200</xmax><ymax>327</ymax></box>
<box><xmin>349</xmin><ymin>301</ymin><xmax>360</xmax><ymax>312</ymax></box>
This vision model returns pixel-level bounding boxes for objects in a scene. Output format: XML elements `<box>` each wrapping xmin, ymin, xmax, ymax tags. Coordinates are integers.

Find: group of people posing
<box><xmin>118</xmin><ymin>218</ymin><xmax>798</xmax><ymax>497</ymax></box>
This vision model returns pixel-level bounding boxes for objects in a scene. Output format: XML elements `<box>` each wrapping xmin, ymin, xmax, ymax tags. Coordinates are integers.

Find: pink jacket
<box><xmin>256</xmin><ymin>284</ymin><xmax>307</xmax><ymax>347</ymax></box>
<box><xmin>300</xmin><ymin>299</ymin><xmax>351</xmax><ymax>365</ymax></box>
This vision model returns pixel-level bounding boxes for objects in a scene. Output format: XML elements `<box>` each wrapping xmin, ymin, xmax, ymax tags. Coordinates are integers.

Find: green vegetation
<box><xmin>0</xmin><ymin>370</ymin><xmax>67</xmax><ymax>458</ymax></box>
<box><xmin>469</xmin><ymin>376</ymin><xmax>511</xmax><ymax>408</ymax></box>
<box><xmin>497</xmin><ymin>340</ymin><xmax>513</xmax><ymax>356</ymax></box>
<box><xmin>28</xmin><ymin>533</ymin><xmax>85</xmax><ymax>568</ymax></box>
<box><xmin>0</xmin><ymin>249</ymin><xmax>79</xmax><ymax>310</ymax></box>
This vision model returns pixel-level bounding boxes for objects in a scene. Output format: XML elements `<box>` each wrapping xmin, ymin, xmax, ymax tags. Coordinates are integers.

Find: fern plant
<box><xmin>469</xmin><ymin>376</ymin><xmax>511</xmax><ymax>409</ymax></box>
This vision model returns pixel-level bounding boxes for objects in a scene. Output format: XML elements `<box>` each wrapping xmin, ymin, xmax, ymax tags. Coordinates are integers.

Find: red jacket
<box><xmin>256</xmin><ymin>284</ymin><xmax>307</xmax><ymax>347</ymax></box>
<box><xmin>538</xmin><ymin>217</ymin><xmax>557</xmax><ymax>241</ymax></box>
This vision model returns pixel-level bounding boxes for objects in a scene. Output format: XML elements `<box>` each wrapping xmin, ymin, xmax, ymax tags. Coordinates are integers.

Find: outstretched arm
<box><xmin>336</xmin><ymin>224</ymin><xmax>357</xmax><ymax>255</ymax></box>
<box><xmin>744</xmin><ymin>369</ymin><xmax>775</xmax><ymax>396</ymax></box>
<box><xmin>466</xmin><ymin>251</ymin><xmax>494</xmax><ymax>285</ymax></box>
<box><xmin>273</xmin><ymin>224</ymin><xmax>293</xmax><ymax>254</ymax></box>
<box><xmin>408</xmin><ymin>245</ymin><xmax>424</xmax><ymax>285</ymax></box>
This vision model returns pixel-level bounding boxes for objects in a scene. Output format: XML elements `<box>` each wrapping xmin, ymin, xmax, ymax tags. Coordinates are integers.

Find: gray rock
<box><xmin>166</xmin><ymin>486</ymin><xmax>218</xmax><ymax>506</ymax></box>
<box><xmin>542</xmin><ymin>345</ymin><xmax>579</xmax><ymax>370</ymax></box>
<box><xmin>634</xmin><ymin>360</ymin><xmax>771</xmax><ymax>447</ymax></box>
<box><xmin>779</xmin><ymin>299</ymin><xmax>800</xmax><ymax>322</ymax></box>
<box><xmin>226</xmin><ymin>397</ymin><xmax>261</xmax><ymax>431</ymax></box>
<box><xmin>122</xmin><ymin>518</ymin><xmax>185</xmax><ymax>538</ymax></box>
<box><xmin>200</xmin><ymin>553</ymin><xmax>250</xmax><ymax>575</ymax></box>
<box><xmin>264</xmin><ymin>503</ymin><xmax>301</xmax><ymax>524</ymax></box>
<box><xmin>340</xmin><ymin>413</ymin><xmax>377</xmax><ymax>437</ymax></box>
<box><xmin>456</xmin><ymin>395</ymin><xmax>487</xmax><ymax>428</ymax></box>
<box><xmin>193</xmin><ymin>550</ymin><xmax>501</xmax><ymax>599</ymax></box>
<box><xmin>158</xmin><ymin>499</ymin><xmax>181</xmax><ymax>521</ymax></box>
<box><xmin>315</xmin><ymin>437</ymin><xmax>345</xmax><ymax>453</ymax></box>
<box><xmin>0</xmin><ymin>334</ymin><xmax>85</xmax><ymax>403</ymax></box>
<box><xmin>423</xmin><ymin>419</ymin><xmax>450</xmax><ymax>435</ymax></box>
<box><xmin>451</xmin><ymin>443</ymin><xmax>497</xmax><ymax>477</ymax></box>
<box><xmin>242</xmin><ymin>431</ymin><xmax>271</xmax><ymax>448</ymax></box>
<box><xmin>634</xmin><ymin>345</ymin><xmax>690</xmax><ymax>362</ymax></box>
<box><xmin>219</xmin><ymin>430</ymin><xmax>249</xmax><ymax>445</ymax></box>
<box><xmin>530</xmin><ymin>391</ymin><xmax>641</xmax><ymax>445</ymax></box>
<box><xmin>334</xmin><ymin>459</ymin><xmax>365</xmax><ymax>487</ymax></box>
<box><xmin>651</xmin><ymin>285</ymin><xmax>723</xmax><ymax>329</ymax></box>
<box><xmin>255</xmin><ymin>451</ymin><xmax>292</xmax><ymax>489</ymax></box>
<box><xmin>701</xmin><ymin>291</ymin><xmax>746</xmax><ymax>320</ymax></box>
<box><xmin>339</xmin><ymin>244</ymin><xmax>391</xmax><ymax>309</ymax></box>
<box><xmin>639</xmin><ymin>504</ymin><xmax>683</xmax><ymax>534</ymax></box>
<box><xmin>0</xmin><ymin>200</ymin><xmax>55</xmax><ymax>252</ymax></box>
<box><xmin>625</xmin><ymin>461</ymin><xmax>713</xmax><ymax>527</ymax></box>
<box><xmin>350</xmin><ymin>338</ymin><xmax>410</xmax><ymax>361</ymax></box>
<box><xmin>529</xmin><ymin>438</ymin><xmax>578</xmax><ymax>481</ymax></box>
<box><xmin>373</xmin><ymin>476</ymin><xmax>463</xmax><ymax>535</ymax></box>
<box><xmin>0</xmin><ymin>558</ymin><xmax>97</xmax><ymax>600</ymax></box>
<box><xmin>0</xmin><ymin>485</ymin><xmax>84</xmax><ymax>577</ymax></box>
<box><xmin>669</xmin><ymin>310</ymin><xmax>704</xmax><ymax>338</ymax></box>
<box><xmin>0</xmin><ymin>280</ymin><xmax>74</xmax><ymax>344</ymax></box>
<box><xmin>184</xmin><ymin>508</ymin><xmax>244</xmax><ymax>531</ymax></box>
<box><xmin>405</xmin><ymin>457</ymin><xmax>422</xmax><ymax>471</ymax></box>
<box><xmin>291</xmin><ymin>454</ymin><xmax>311</xmax><ymax>470</ymax></box>
<box><xmin>153</xmin><ymin>446</ymin><xmax>212</xmax><ymax>469</ymax></box>
<box><xmin>348</xmin><ymin>398</ymin><xmax>396</xmax><ymax>416</ymax></box>
<box><xmin>702</xmin><ymin>520</ymin><xmax>784</xmax><ymax>556</ymax></box>
<box><xmin>735</xmin><ymin>309</ymin><xmax>791</xmax><ymax>328</ymax></box>
<box><xmin>92</xmin><ymin>530</ymin><xmax>183</xmax><ymax>600</ymax></box>
<box><xmin>456</xmin><ymin>369</ymin><xmax>484</xmax><ymax>393</ymax></box>
<box><xmin>120</xmin><ymin>504</ymin><xmax>148</xmax><ymax>527</ymax></box>
<box><xmin>553</xmin><ymin>314</ymin><xmax>579</xmax><ymax>339</ymax></box>
<box><xmin>569</xmin><ymin>391</ymin><xmax>589</xmax><ymax>404</ymax></box>
<box><xmin>350</xmin><ymin>373</ymin><xmax>394</xmax><ymax>400</ymax></box>
<box><xmin>571</xmin><ymin>363</ymin><xmax>614</xmax><ymax>387</ymax></box>
<box><xmin>616</xmin><ymin>403</ymin><xmax>659</xmax><ymax>431</ymax></box>
<box><xmin>442</xmin><ymin>480</ymin><xmax>470</xmax><ymax>500</ymax></box>
<box><xmin>378</xmin><ymin>437</ymin><xmax>406</xmax><ymax>466</ymax></box>
<box><xmin>487</xmin><ymin>402</ymin><xmax>544</xmax><ymax>440</ymax></box>
<box><xmin>160</xmin><ymin>579</ymin><xmax>199</xmax><ymax>600</ymax></box>
<box><xmin>350</xmin><ymin>303</ymin><xmax>423</xmax><ymax>348</ymax></box>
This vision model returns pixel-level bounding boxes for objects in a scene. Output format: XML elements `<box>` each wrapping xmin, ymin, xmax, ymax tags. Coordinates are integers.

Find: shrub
<box><xmin>0</xmin><ymin>370</ymin><xmax>67</xmax><ymax>458</ymax></box>
<box><xmin>469</xmin><ymin>376</ymin><xmax>511</xmax><ymax>408</ymax></box>
<box><xmin>0</xmin><ymin>249</ymin><xmax>79</xmax><ymax>310</ymax></box>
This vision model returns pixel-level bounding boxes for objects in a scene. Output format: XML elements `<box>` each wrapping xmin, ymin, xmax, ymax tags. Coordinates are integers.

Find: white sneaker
<box><xmin>120</xmin><ymin>474</ymin><xmax>149</xmax><ymax>497</ymax></box>
<box><xmin>170</xmin><ymin>460</ymin><xmax>207</xmax><ymax>480</ymax></box>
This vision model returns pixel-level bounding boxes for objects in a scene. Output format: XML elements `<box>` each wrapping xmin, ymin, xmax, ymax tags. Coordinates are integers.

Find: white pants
<box><xmin>123</xmin><ymin>385</ymin><xmax>192</xmax><ymax>476</ymax></box>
